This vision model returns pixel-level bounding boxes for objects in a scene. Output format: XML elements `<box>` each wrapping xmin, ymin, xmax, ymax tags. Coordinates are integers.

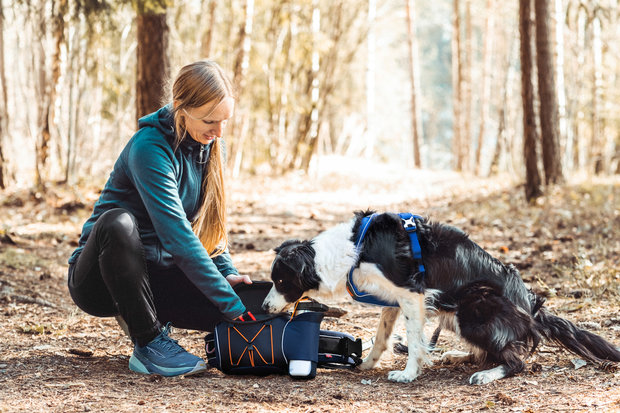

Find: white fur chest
<box><xmin>311</xmin><ymin>219</ymin><xmax>358</xmax><ymax>295</ymax></box>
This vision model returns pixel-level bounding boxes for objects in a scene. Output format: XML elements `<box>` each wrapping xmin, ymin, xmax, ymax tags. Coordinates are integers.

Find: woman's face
<box><xmin>182</xmin><ymin>97</ymin><xmax>235</xmax><ymax>145</ymax></box>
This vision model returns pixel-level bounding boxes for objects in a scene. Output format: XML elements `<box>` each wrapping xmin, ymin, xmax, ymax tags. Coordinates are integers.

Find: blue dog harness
<box><xmin>346</xmin><ymin>213</ymin><xmax>426</xmax><ymax>307</ymax></box>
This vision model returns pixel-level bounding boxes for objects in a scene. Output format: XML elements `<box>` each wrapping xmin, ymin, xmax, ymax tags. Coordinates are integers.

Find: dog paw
<box><xmin>469</xmin><ymin>366</ymin><xmax>508</xmax><ymax>385</ymax></box>
<box><xmin>441</xmin><ymin>350</ymin><xmax>472</xmax><ymax>365</ymax></box>
<box><xmin>359</xmin><ymin>358</ymin><xmax>377</xmax><ymax>370</ymax></box>
<box><xmin>469</xmin><ymin>371</ymin><xmax>493</xmax><ymax>385</ymax></box>
<box><xmin>387</xmin><ymin>369</ymin><xmax>418</xmax><ymax>383</ymax></box>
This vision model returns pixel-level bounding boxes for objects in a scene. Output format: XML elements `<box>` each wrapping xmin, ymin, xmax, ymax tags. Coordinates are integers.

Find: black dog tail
<box><xmin>535</xmin><ymin>308</ymin><xmax>620</xmax><ymax>363</ymax></box>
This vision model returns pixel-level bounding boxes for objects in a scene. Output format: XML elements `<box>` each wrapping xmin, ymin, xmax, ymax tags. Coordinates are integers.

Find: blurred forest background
<box><xmin>0</xmin><ymin>0</ymin><xmax>619</xmax><ymax>197</ymax></box>
<box><xmin>1</xmin><ymin>2</ymin><xmax>620</xmax><ymax>410</ymax></box>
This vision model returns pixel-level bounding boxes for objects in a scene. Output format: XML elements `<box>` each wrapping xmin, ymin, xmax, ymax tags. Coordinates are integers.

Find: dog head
<box><xmin>262</xmin><ymin>239</ymin><xmax>320</xmax><ymax>313</ymax></box>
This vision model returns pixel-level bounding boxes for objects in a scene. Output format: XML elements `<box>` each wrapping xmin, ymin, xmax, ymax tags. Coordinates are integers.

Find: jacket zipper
<box><xmin>199</xmin><ymin>144</ymin><xmax>205</xmax><ymax>163</ymax></box>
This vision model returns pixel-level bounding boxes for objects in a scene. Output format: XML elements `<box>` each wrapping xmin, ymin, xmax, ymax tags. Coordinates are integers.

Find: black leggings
<box><xmin>68</xmin><ymin>208</ymin><xmax>226</xmax><ymax>346</ymax></box>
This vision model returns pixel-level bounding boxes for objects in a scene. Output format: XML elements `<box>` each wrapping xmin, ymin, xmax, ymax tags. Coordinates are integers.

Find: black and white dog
<box><xmin>262</xmin><ymin>210</ymin><xmax>620</xmax><ymax>384</ymax></box>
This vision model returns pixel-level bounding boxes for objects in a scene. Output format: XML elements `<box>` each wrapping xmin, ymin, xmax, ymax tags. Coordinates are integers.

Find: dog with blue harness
<box><xmin>263</xmin><ymin>210</ymin><xmax>620</xmax><ymax>384</ymax></box>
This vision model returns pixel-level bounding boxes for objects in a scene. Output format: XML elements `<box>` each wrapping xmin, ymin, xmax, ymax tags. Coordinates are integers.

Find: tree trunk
<box><xmin>229</xmin><ymin>0</ymin><xmax>254</xmax><ymax>176</ymax></box>
<box><xmin>405</xmin><ymin>0</ymin><xmax>422</xmax><ymax>168</ymax></box>
<box><xmin>474</xmin><ymin>0</ymin><xmax>495</xmax><ymax>175</ymax></box>
<box><xmin>34</xmin><ymin>1</ymin><xmax>52</xmax><ymax>190</ymax></box>
<box><xmin>489</xmin><ymin>29</ymin><xmax>517</xmax><ymax>176</ymax></box>
<box><xmin>136</xmin><ymin>10</ymin><xmax>169</xmax><ymax>121</ymax></box>
<box><xmin>520</xmin><ymin>0</ymin><xmax>542</xmax><ymax>201</ymax></box>
<box><xmin>452</xmin><ymin>0</ymin><xmax>463</xmax><ymax>171</ymax></box>
<box><xmin>0</xmin><ymin>0</ymin><xmax>6</xmax><ymax>188</ymax></box>
<box><xmin>571</xmin><ymin>6</ymin><xmax>587</xmax><ymax>170</ymax></box>
<box><xmin>554</xmin><ymin>0</ymin><xmax>569</xmax><ymax>171</ymax></box>
<box><xmin>535</xmin><ymin>0</ymin><xmax>563</xmax><ymax>184</ymax></box>
<box><xmin>365</xmin><ymin>0</ymin><xmax>376</xmax><ymax>159</ymax></box>
<box><xmin>0</xmin><ymin>0</ymin><xmax>6</xmax><ymax>123</ymax></box>
<box><xmin>299</xmin><ymin>0</ymin><xmax>322</xmax><ymax>171</ymax></box>
<box><xmin>64</xmin><ymin>10</ymin><xmax>82</xmax><ymax>185</ymax></box>
<box><xmin>200</xmin><ymin>0</ymin><xmax>217</xmax><ymax>58</ymax></box>
<box><xmin>462</xmin><ymin>0</ymin><xmax>472</xmax><ymax>172</ymax></box>
<box><xmin>275</xmin><ymin>9</ymin><xmax>295</xmax><ymax>171</ymax></box>
<box><xmin>590</xmin><ymin>15</ymin><xmax>603</xmax><ymax>174</ymax></box>
<box><xmin>231</xmin><ymin>0</ymin><xmax>253</xmax><ymax>97</ymax></box>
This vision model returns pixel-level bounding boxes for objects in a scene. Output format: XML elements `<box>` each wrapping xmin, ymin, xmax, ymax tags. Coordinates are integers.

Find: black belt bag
<box><xmin>205</xmin><ymin>281</ymin><xmax>363</xmax><ymax>379</ymax></box>
<box><xmin>205</xmin><ymin>311</ymin><xmax>324</xmax><ymax>378</ymax></box>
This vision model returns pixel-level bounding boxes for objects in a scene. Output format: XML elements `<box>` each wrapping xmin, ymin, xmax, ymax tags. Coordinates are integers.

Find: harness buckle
<box><xmin>401</xmin><ymin>216</ymin><xmax>416</xmax><ymax>230</ymax></box>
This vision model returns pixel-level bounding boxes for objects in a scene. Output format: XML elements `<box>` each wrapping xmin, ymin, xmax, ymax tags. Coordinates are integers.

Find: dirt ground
<box><xmin>1</xmin><ymin>164</ymin><xmax>619</xmax><ymax>412</ymax></box>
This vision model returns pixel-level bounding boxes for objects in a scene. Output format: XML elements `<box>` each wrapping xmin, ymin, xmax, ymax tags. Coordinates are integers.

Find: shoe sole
<box><xmin>129</xmin><ymin>354</ymin><xmax>207</xmax><ymax>377</ymax></box>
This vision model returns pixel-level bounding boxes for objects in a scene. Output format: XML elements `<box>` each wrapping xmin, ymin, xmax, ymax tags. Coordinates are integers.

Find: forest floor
<box><xmin>0</xmin><ymin>159</ymin><xmax>619</xmax><ymax>412</ymax></box>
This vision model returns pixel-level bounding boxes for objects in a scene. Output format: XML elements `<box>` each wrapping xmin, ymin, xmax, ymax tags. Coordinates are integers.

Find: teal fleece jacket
<box><xmin>69</xmin><ymin>105</ymin><xmax>246</xmax><ymax>319</ymax></box>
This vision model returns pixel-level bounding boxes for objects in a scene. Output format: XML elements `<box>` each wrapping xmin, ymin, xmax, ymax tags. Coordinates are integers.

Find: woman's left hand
<box><xmin>226</xmin><ymin>274</ymin><xmax>253</xmax><ymax>287</ymax></box>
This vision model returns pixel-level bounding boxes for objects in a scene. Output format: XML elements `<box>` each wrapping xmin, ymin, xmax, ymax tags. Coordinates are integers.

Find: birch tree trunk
<box><xmin>452</xmin><ymin>0</ymin><xmax>463</xmax><ymax>171</ymax></box>
<box><xmin>474</xmin><ymin>0</ymin><xmax>495</xmax><ymax>175</ymax></box>
<box><xmin>0</xmin><ymin>0</ymin><xmax>6</xmax><ymax>188</ymax></box>
<box><xmin>572</xmin><ymin>6</ymin><xmax>587</xmax><ymax>170</ymax></box>
<box><xmin>405</xmin><ymin>0</ymin><xmax>423</xmax><ymax>168</ymax></box>
<box><xmin>275</xmin><ymin>10</ymin><xmax>295</xmax><ymax>171</ymax></box>
<box><xmin>300</xmin><ymin>0</ymin><xmax>322</xmax><ymax>171</ymax></box>
<box><xmin>200</xmin><ymin>0</ymin><xmax>217</xmax><ymax>58</ymax></box>
<box><xmin>554</xmin><ymin>0</ymin><xmax>569</xmax><ymax>170</ymax></box>
<box><xmin>34</xmin><ymin>1</ymin><xmax>52</xmax><ymax>189</ymax></box>
<box><xmin>520</xmin><ymin>0</ymin><xmax>542</xmax><ymax>201</ymax></box>
<box><xmin>489</xmin><ymin>28</ymin><xmax>517</xmax><ymax>176</ymax></box>
<box><xmin>64</xmin><ymin>9</ymin><xmax>82</xmax><ymax>184</ymax></box>
<box><xmin>264</xmin><ymin>1</ymin><xmax>288</xmax><ymax>171</ymax></box>
<box><xmin>365</xmin><ymin>0</ymin><xmax>376</xmax><ymax>159</ymax></box>
<box><xmin>228</xmin><ymin>0</ymin><xmax>254</xmax><ymax>176</ymax></box>
<box><xmin>590</xmin><ymin>15</ymin><xmax>603</xmax><ymax>174</ymax></box>
<box><xmin>136</xmin><ymin>5</ymin><xmax>169</xmax><ymax>121</ymax></box>
<box><xmin>535</xmin><ymin>0</ymin><xmax>563</xmax><ymax>184</ymax></box>
<box><xmin>32</xmin><ymin>0</ymin><xmax>66</xmax><ymax>188</ymax></box>
<box><xmin>462</xmin><ymin>0</ymin><xmax>472</xmax><ymax>171</ymax></box>
<box><xmin>0</xmin><ymin>0</ymin><xmax>6</xmax><ymax>125</ymax></box>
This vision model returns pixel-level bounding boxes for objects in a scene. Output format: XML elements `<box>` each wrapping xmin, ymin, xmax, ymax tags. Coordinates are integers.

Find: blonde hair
<box><xmin>170</xmin><ymin>61</ymin><xmax>234</xmax><ymax>257</ymax></box>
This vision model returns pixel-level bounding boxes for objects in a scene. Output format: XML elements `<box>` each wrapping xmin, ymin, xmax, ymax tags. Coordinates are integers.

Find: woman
<box><xmin>67</xmin><ymin>61</ymin><xmax>253</xmax><ymax>377</ymax></box>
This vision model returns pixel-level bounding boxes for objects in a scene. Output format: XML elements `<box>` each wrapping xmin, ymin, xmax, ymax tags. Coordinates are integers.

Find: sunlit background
<box><xmin>1</xmin><ymin>0</ymin><xmax>618</xmax><ymax>188</ymax></box>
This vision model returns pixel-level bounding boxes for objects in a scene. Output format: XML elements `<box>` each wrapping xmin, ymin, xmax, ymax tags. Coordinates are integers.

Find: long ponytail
<box><xmin>192</xmin><ymin>138</ymin><xmax>227</xmax><ymax>257</ymax></box>
<box><xmin>170</xmin><ymin>60</ymin><xmax>234</xmax><ymax>257</ymax></box>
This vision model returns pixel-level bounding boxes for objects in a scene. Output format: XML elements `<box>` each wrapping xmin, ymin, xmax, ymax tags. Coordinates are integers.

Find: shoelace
<box><xmin>153</xmin><ymin>323</ymin><xmax>185</xmax><ymax>355</ymax></box>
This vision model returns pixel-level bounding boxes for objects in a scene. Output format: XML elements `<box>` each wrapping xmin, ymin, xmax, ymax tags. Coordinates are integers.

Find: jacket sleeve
<box><xmin>212</xmin><ymin>248</ymin><xmax>239</xmax><ymax>277</ymax></box>
<box><xmin>126</xmin><ymin>133</ymin><xmax>245</xmax><ymax>319</ymax></box>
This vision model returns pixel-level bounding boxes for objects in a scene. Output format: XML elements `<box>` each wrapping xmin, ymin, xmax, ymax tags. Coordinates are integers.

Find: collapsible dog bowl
<box><xmin>233</xmin><ymin>280</ymin><xmax>273</xmax><ymax>315</ymax></box>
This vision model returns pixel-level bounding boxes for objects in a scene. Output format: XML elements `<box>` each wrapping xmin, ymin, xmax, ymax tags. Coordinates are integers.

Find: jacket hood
<box><xmin>138</xmin><ymin>104</ymin><xmax>209</xmax><ymax>151</ymax></box>
<box><xmin>138</xmin><ymin>104</ymin><xmax>176</xmax><ymax>139</ymax></box>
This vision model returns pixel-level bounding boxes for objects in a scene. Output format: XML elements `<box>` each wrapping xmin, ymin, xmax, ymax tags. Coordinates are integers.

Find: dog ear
<box><xmin>278</xmin><ymin>250</ymin><xmax>307</xmax><ymax>274</ymax></box>
<box><xmin>274</xmin><ymin>239</ymin><xmax>303</xmax><ymax>254</ymax></box>
<box><xmin>273</xmin><ymin>240</ymin><xmax>314</xmax><ymax>276</ymax></box>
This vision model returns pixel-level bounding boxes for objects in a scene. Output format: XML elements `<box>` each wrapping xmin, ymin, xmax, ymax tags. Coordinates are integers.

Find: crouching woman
<box><xmin>67</xmin><ymin>60</ymin><xmax>252</xmax><ymax>376</ymax></box>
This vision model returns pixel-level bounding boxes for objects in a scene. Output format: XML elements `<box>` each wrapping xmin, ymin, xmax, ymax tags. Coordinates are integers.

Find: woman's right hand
<box><xmin>226</xmin><ymin>273</ymin><xmax>253</xmax><ymax>287</ymax></box>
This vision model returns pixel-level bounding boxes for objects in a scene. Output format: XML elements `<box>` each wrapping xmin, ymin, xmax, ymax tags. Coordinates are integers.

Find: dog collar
<box><xmin>346</xmin><ymin>213</ymin><xmax>426</xmax><ymax>307</ymax></box>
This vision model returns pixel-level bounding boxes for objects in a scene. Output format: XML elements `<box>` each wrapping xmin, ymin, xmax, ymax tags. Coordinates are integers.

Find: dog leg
<box><xmin>359</xmin><ymin>307</ymin><xmax>400</xmax><ymax>370</ymax></box>
<box><xmin>388</xmin><ymin>293</ymin><xmax>427</xmax><ymax>383</ymax></box>
<box><xmin>441</xmin><ymin>350</ymin><xmax>474</xmax><ymax>364</ymax></box>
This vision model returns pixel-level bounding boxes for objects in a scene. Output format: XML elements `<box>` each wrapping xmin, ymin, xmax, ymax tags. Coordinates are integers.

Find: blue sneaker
<box><xmin>129</xmin><ymin>324</ymin><xmax>206</xmax><ymax>377</ymax></box>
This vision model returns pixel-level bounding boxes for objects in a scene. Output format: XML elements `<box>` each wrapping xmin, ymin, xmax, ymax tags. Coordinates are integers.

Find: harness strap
<box><xmin>346</xmin><ymin>213</ymin><xmax>426</xmax><ymax>307</ymax></box>
<box><xmin>399</xmin><ymin>212</ymin><xmax>426</xmax><ymax>276</ymax></box>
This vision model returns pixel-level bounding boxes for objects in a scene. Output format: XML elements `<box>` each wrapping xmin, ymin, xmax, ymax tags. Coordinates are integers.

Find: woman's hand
<box><xmin>226</xmin><ymin>273</ymin><xmax>253</xmax><ymax>287</ymax></box>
